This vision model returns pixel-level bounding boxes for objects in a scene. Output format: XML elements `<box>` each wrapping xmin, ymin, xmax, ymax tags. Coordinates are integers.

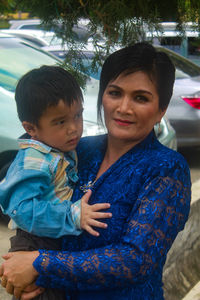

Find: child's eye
<box><xmin>55</xmin><ymin>120</ymin><xmax>65</xmax><ymax>125</ymax></box>
<box><xmin>75</xmin><ymin>111</ymin><xmax>83</xmax><ymax>120</ymax></box>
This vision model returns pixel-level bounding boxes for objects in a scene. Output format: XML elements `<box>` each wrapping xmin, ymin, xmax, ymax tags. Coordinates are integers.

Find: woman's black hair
<box><xmin>97</xmin><ymin>42</ymin><xmax>175</xmax><ymax>122</ymax></box>
<box><xmin>15</xmin><ymin>65</ymin><xmax>83</xmax><ymax>125</ymax></box>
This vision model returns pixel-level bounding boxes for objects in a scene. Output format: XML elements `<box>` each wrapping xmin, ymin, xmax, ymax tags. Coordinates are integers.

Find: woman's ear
<box><xmin>22</xmin><ymin>121</ymin><xmax>38</xmax><ymax>139</ymax></box>
<box><xmin>157</xmin><ymin>108</ymin><xmax>167</xmax><ymax>123</ymax></box>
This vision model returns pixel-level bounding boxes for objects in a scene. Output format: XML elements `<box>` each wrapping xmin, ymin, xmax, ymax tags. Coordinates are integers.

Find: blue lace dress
<box><xmin>33</xmin><ymin>132</ymin><xmax>191</xmax><ymax>300</ymax></box>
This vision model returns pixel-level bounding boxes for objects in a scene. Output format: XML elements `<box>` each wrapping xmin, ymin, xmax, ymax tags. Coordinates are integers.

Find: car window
<box><xmin>43</xmin><ymin>35</ymin><xmax>63</xmax><ymax>46</ymax></box>
<box><xmin>169</xmin><ymin>53</ymin><xmax>200</xmax><ymax>78</ymax></box>
<box><xmin>20</xmin><ymin>24</ymin><xmax>42</xmax><ymax>30</ymax></box>
<box><xmin>160</xmin><ymin>36</ymin><xmax>182</xmax><ymax>54</ymax></box>
<box><xmin>0</xmin><ymin>37</ymin><xmax>59</xmax><ymax>92</ymax></box>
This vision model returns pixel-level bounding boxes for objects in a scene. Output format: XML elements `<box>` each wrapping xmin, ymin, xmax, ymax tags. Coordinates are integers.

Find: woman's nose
<box><xmin>117</xmin><ymin>97</ymin><xmax>132</xmax><ymax>114</ymax></box>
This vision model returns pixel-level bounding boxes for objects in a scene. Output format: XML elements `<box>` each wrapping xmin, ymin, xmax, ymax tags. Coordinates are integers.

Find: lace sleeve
<box><xmin>33</xmin><ymin>167</ymin><xmax>191</xmax><ymax>291</ymax></box>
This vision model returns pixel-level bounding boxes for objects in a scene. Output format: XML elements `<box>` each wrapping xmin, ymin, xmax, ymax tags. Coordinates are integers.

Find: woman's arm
<box><xmin>33</xmin><ymin>164</ymin><xmax>191</xmax><ymax>291</ymax></box>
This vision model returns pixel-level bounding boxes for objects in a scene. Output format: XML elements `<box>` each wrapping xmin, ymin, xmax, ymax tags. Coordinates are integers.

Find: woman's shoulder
<box><xmin>155</xmin><ymin>142</ymin><xmax>189</xmax><ymax>168</ymax></box>
<box><xmin>77</xmin><ymin>134</ymin><xmax>107</xmax><ymax>154</ymax></box>
<box><xmin>147</xmin><ymin>142</ymin><xmax>191</xmax><ymax>182</ymax></box>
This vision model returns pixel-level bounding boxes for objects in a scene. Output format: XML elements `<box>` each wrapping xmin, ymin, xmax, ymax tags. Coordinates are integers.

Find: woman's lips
<box><xmin>114</xmin><ymin>118</ymin><xmax>134</xmax><ymax>126</ymax></box>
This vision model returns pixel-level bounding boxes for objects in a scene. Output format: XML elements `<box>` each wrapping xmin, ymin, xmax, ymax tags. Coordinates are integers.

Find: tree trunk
<box><xmin>163</xmin><ymin>198</ymin><xmax>200</xmax><ymax>299</ymax></box>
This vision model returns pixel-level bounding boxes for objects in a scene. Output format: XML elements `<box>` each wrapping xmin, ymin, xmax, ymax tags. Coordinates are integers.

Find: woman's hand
<box><xmin>0</xmin><ymin>251</ymin><xmax>39</xmax><ymax>299</ymax></box>
<box><xmin>20</xmin><ymin>283</ymin><xmax>45</xmax><ymax>300</ymax></box>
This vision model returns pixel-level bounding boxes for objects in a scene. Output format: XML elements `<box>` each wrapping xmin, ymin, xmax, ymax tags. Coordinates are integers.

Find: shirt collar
<box><xmin>18</xmin><ymin>138</ymin><xmax>60</xmax><ymax>154</ymax></box>
<box><xmin>18</xmin><ymin>138</ymin><xmax>77</xmax><ymax>163</ymax></box>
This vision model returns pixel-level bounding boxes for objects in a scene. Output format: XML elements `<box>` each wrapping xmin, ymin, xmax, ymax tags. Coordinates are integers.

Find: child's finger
<box><xmin>85</xmin><ymin>226</ymin><xmax>100</xmax><ymax>237</ymax></box>
<box><xmin>81</xmin><ymin>190</ymin><xmax>92</xmax><ymax>203</ymax></box>
<box><xmin>91</xmin><ymin>212</ymin><xmax>112</xmax><ymax>219</ymax></box>
<box><xmin>88</xmin><ymin>219</ymin><xmax>108</xmax><ymax>229</ymax></box>
<box><xmin>92</xmin><ymin>203</ymin><xmax>110</xmax><ymax>211</ymax></box>
<box><xmin>21</xmin><ymin>287</ymin><xmax>45</xmax><ymax>300</ymax></box>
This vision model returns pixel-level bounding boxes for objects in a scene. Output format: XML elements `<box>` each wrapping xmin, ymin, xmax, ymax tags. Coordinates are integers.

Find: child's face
<box><xmin>32</xmin><ymin>99</ymin><xmax>83</xmax><ymax>152</ymax></box>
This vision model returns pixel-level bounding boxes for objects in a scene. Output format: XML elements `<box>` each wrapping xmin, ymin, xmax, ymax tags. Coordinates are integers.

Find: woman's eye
<box><xmin>108</xmin><ymin>90</ymin><xmax>120</xmax><ymax>97</ymax></box>
<box><xmin>135</xmin><ymin>95</ymin><xmax>148</xmax><ymax>102</ymax></box>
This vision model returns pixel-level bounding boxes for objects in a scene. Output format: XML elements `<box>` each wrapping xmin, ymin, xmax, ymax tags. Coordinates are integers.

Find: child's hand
<box><xmin>80</xmin><ymin>190</ymin><xmax>112</xmax><ymax>237</ymax></box>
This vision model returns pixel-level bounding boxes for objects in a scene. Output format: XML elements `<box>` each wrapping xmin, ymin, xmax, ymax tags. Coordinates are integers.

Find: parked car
<box><xmin>0</xmin><ymin>29</ymin><xmax>56</xmax><ymax>48</ymax></box>
<box><xmin>157</xmin><ymin>46</ymin><xmax>200</xmax><ymax>148</ymax></box>
<box><xmin>2</xmin><ymin>27</ymin><xmax>104</xmax><ymax>61</ymax></box>
<box><xmin>9</xmin><ymin>19</ymin><xmax>42</xmax><ymax>30</ymax></box>
<box><xmin>8</xmin><ymin>19</ymin><xmax>91</xmax><ymax>42</ymax></box>
<box><xmin>149</xmin><ymin>22</ymin><xmax>200</xmax><ymax>65</ymax></box>
<box><xmin>7</xmin><ymin>18</ymin><xmax>107</xmax><ymax>62</ymax></box>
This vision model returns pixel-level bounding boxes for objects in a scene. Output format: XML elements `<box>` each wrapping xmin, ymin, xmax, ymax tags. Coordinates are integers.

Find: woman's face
<box><xmin>102</xmin><ymin>71</ymin><xmax>166</xmax><ymax>146</ymax></box>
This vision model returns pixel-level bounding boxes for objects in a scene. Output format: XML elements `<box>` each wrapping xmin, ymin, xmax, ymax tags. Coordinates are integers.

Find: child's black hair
<box><xmin>15</xmin><ymin>65</ymin><xmax>83</xmax><ymax>125</ymax></box>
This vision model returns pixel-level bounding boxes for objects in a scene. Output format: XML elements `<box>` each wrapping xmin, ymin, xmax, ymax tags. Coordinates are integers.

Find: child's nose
<box><xmin>67</xmin><ymin>122</ymin><xmax>77</xmax><ymax>134</ymax></box>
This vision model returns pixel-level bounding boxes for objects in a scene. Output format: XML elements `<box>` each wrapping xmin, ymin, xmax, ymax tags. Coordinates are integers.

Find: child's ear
<box><xmin>22</xmin><ymin>121</ymin><xmax>38</xmax><ymax>138</ymax></box>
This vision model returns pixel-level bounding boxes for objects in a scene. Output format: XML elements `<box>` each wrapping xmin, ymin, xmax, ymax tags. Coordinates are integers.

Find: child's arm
<box><xmin>0</xmin><ymin>166</ymin><xmax>82</xmax><ymax>238</ymax></box>
<box><xmin>80</xmin><ymin>190</ymin><xmax>112</xmax><ymax>236</ymax></box>
<box><xmin>0</xmin><ymin>167</ymin><xmax>111</xmax><ymax>239</ymax></box>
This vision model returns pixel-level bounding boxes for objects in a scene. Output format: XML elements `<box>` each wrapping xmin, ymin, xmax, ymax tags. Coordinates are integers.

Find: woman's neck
<box><xmin>96</xmin><ymin>136</ymin><xmax>136</xmax><ymax>180</ymax></box>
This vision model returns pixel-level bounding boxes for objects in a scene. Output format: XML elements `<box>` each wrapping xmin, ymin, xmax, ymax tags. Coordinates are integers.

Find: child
<box><xmin>0</xmin><ymin>65</ymin><xmax>111</xmax><ymax>300</ymax></box>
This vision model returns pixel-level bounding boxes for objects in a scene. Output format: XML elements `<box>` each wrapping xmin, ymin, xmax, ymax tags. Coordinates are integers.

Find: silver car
<box><xmin>158</xmin><ymin>47</ymin><xmax>200</xmax><ymax>148</ymax></box>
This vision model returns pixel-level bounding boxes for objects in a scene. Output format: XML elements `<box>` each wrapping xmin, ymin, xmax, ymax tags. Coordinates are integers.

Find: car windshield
<box><xmin>43</xmin><ymin>35</ymin><xmax>63</xmax><ymax>46</ymax></box>
<box><xmin>0</xmin><ymin>36</ymin><xmax>59</xmax><ymax>92</ymax></box>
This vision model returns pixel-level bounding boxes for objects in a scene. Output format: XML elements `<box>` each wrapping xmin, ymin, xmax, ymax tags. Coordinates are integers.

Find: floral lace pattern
<box><xmin>34</xmin><ymin>132</ymin><xmax>191</xmax><ymax>300</ymax></box>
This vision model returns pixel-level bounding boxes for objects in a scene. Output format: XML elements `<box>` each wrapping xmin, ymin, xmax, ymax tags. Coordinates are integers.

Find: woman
<box><xmin>0</xmin><ymin>42</ymin><xmax>191</xmax><ymax>300</ymax></box>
